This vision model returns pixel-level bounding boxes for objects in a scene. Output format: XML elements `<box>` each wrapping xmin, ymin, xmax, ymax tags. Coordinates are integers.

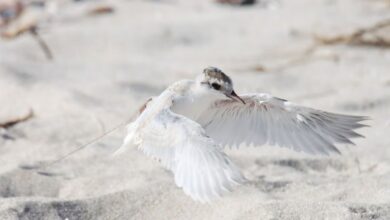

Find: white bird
<box><xmin>117</xmin><ymin>67</ymin><xmax>367</xmax><ymax>202</ymax></box>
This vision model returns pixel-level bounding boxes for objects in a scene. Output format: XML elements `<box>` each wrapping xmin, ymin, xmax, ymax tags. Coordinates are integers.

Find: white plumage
<box><xmin>117</xmin><ymin>67</ymin><xmax>367</xmax><ymax>202</ymax></box>
<box><xmin>198</xmin><ymin>93</ymin><xmax>367</xmax><ymax>155</ymax></box>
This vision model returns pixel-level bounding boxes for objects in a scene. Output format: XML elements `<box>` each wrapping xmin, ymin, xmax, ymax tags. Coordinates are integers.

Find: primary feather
<box><xmin>196</xmin><ymin>93</ymin><xmax>367</xmax><ymax>155</ymax></box>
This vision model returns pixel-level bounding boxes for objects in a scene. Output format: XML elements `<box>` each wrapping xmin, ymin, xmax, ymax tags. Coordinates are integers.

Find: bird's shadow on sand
<box><xmin>247</xmin><ymin>157</ymin><xmax>353</xmax><ymax>194</ymax></box>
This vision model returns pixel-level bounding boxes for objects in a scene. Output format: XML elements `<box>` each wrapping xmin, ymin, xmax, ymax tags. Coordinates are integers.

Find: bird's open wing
<box><xmin>123</xmin><ymin>108</ymin><xmax>245</xmax><ymax>202</ymax></box>
<box><xmin>196</xmin><ymin>93</ymin><xmax>368</xmax><ymax>155</ymax></box>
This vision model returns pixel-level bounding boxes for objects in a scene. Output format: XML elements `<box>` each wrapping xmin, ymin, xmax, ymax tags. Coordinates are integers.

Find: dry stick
<box><xmin>270</xmin><ymin>44</ymin><xmax>319</xmax><ymax>72</ymax></box>
<box><xmin>256</xmin><ymin>19</ymin><xmax>390</xmax><ymax>73</ymax></box>
<box><xmin>29</xmin><ymin>27</ymin><xmax>53</xmax><ymax>60</ymax></box>
<box><xmin>0</xmin><ymin>109</ymin><xmax>34</xmax><ymax>129</ymax></box>
<box><xmin>87</xmin><ymin>5</ymin><xmax>115</xmax><ymax>16</ymax></box>
<box><xmin>314</xmin><ymin>19</ymin><xmax>390</xmax><ymax>47</ymax></box>
<box><xmin>253</xmin><ymin>44</ymin><xmax>321</xmax><ymax>73</ymax></box>
<box><xmin>273</xmin><ymin>19</ymin><xmax>390</xmax><ymax>71</ymax></box>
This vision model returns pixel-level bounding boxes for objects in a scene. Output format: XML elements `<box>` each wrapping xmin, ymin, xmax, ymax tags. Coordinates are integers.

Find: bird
<box><xmin>116</xmin><ymin>67</ymin><xmax>368</xmax><ymax>203</ymax></box>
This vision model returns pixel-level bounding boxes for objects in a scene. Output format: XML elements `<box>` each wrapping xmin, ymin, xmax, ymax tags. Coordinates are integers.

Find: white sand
<box><xmin>1</xmin><ymin>0</ymin><xmax>390</xmax><ymax>219</ymax></box>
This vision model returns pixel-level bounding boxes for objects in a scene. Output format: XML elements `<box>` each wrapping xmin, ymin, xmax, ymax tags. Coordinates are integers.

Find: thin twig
<box><xmin>252</xmin><ymin>19</ymin><xmax>390</xmax><ymax>73</ymax></box>
<box><xmin>87</xmin><ymin>5</ymin><xmax>114</xmax><ymax>16</ymax></box>
<box><xmin>314</xmin><ymin>19</ymin><xmax>390</xmax><ymax>48</ymax></box>
<box><xmin>29</xmin><ymin>27</ymin><xmax>53</xmax><ymax>60</ymax></box>
<box><xmin>251</xmin><ymin>44</ymin><xmax>323</xmax><ymax>73</ymax></box>
<box><xmin>37</xmin><ymin>120</ymin><xmax>128</xmax><ymax>173</ymax></box>
<box><xmin>270</xmin><ymin>44</ymin><xmax>319</xmax><ymax>72</ymax></box>
<box><xmin>0</xmin><ymin>109</ymin><xmax>34</xmax><ymax>129</ymax></box>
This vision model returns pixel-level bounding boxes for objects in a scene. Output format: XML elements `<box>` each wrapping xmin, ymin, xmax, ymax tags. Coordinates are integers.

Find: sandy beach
<box><xmin>1</xmin><ymin>0</ymin><xmax>390</xmax><ymax>219</ymax></box>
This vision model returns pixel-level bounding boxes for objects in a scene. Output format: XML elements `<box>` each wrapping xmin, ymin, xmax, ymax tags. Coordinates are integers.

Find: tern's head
<box><xmin>197</xmin><ymin>67</ymin><xmax>245</xmax><ymax>104</ymax></box>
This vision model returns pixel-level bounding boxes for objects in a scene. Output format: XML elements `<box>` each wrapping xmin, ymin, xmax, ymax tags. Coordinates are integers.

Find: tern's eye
<box><xmin>211</xmin><ymin>83</ymin><xmax>221</xmax><ymax>90</ymax></box>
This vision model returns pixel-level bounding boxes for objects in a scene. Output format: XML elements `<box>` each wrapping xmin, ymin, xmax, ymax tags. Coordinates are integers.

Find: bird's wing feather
<box><xmin>123</xmin><ymin>108</ymin><xmax>246</xmax><ymax>202</ymax></box>
<box><xmin>196</xmin><ymin>93</ymin><xmax>368</xmax><ymax>155</ymax></box>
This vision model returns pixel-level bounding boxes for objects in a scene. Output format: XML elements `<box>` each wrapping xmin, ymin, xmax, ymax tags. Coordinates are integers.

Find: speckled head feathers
<box><xmin>203</xmin><ymin>67</ymin><xmax>232</xmax><ymax>85</ymax></box>
<box><xmin>199</xmin><ymin>67</ymin><xmax>245</xmax><ymax>104</ymax></box>
<box><xmin>201</xmin><ymin>67</ymin><xmax>234</xmax><ymax>93</ymax></box>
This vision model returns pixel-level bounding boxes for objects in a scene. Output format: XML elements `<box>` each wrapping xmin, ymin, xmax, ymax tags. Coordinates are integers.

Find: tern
<box><xmin>117</xmin><ymin>67</ymin><xmax>367</xmax><ymax>202</ymax></box>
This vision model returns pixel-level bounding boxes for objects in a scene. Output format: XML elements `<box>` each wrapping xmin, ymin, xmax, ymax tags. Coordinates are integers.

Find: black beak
<box><xmin>226</xmin><ymin>90</ymin><xmax>245</xmax><ymax>104</ymax></box>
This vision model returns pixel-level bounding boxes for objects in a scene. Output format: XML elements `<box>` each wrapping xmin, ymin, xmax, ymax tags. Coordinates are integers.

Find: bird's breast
<box><xmin>171</xmin><ymin>94</ymin><xmax>217</xmax><ymax>122</ymax></box>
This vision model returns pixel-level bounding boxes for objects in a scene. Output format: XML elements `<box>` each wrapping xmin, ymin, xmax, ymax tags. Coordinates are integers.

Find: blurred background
<box><xmin>0</xmin><ymin>0</ymin><xmax>390</xmax><ymax>219</ymax></box>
